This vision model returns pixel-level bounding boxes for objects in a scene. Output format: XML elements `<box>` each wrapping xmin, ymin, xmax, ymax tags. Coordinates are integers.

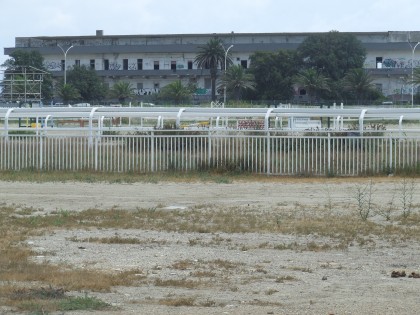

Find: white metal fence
<box><xmin>2</xmin><ymin>107</ymin><xmax>420</xmax><ymax>175</ymax></box>
<box><xmin>1</xmin><ymin>131</ymin><xmax>419</xmax><ymax>175</ymax></box>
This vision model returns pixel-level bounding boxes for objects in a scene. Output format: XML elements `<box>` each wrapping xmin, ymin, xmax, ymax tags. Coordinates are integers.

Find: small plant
<box><xmin>399</xmin><ymin>177</ymin><xmax>415</xmax><ymax>219</ymax></box>
<box><xmin>354</xmin><ymin>179</ymin><xmax>375</xmax><ymax>220</ymax></box>
<box><xmin>376</xmin><ymin>189</ymin><xmax>396</xmax><ymax>221</ymax></box>
<box><xmin>58</xmin><ymin>295</ymin><xmax>110</xmax><ymax>311</ymax></box>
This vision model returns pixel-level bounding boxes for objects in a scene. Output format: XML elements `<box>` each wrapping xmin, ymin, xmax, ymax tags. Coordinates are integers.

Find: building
<box><xmin>4</xmin><ymin>30</ymin><xmax>420</xmax><ymax>104</ymax></box>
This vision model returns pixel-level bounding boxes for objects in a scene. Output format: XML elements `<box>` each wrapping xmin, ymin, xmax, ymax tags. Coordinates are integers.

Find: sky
<box><xmin>1</xmin><ymin>0</ymin><xmax>420</xmax><ymax>66</ymax></box>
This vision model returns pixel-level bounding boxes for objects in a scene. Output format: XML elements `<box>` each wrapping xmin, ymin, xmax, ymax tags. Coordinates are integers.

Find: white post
<box><xmin>223</xmin><ymin>44</ymin><xmax>234</xmax><ymax>107</ymax></box>
<box><xmin>408</xmin><ymin>38</ymin><xmax>420</xmax><ymax>107</ymax></box>
<box><xmin>58</xmin><ymin>44</ymin><xmax>74</xmax><ymax>85</ymax></box>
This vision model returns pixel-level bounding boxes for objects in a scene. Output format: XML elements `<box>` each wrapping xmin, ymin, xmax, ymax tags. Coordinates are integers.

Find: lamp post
<box><xmin>408</xmin><ymin>40</ymin><xmax>420</xmax><ymax>107</ymax></box>
<box><xmin>58</xmin><ymin>44</ymin><xmax>74</xmax><ymax>85</ymax></box>
<box><xmin>223</xmin><ymin>44</ymin><xmax>234</xmax><ymax>106</ymax></box>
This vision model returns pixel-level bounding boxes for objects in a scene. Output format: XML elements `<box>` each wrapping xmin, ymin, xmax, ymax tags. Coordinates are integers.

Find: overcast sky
<box><xmin>1</xmin><ymin>0</ymin><xmax>420</xmax><ymax>66</ymax></box>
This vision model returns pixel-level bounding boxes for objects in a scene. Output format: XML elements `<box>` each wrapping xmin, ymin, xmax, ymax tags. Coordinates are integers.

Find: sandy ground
<box><xmin>1</xmin><ymin>178</ymin><xmax>420</xmax><ymax>315</ymax></box>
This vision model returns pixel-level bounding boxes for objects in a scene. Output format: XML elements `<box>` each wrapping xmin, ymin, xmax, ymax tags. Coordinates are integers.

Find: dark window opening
<box><xmin>188</xmin><ymin>61</ymin><xmax>193</xmax><ymax>69</ymax></box>
<box><xmin>171</xmin><ymin>61</ymin><xmax>176</xmax><ymax>70</ymax></box>
<box><xmin>241</xmin><ymin>60</ymin><xmax>248</xmax><ymax>69</ymax></box>
<box><xmin>299</xmin><ymin>89</ymin><xmax>306</xmax><ymax>96</ymax></box>
<box><xmin>154</xmin><ymin>61</ymin><xmax>159</xmax><ymax>70</ymax></box>
<box><xmin>123</xmin><ymin>59</ymin><xmax>128</xmax><ymax>70</ymax></box>
<box><xmin>90</xmin><ymin>59</ymin><xmax>95</xmax><ymax>70</ymax></box>
<box><xmin>75</xmin><ymin>60</ymin><xmax>80</xmax><ymax>67</ymax></box>
<box><xmin>104</xmin><ymin>59</ymin><xmax>109</xmax><ymax>70</ymax></box>
<box><xmin>61</xmin><ymin>60</ymin><xmax>65</xmax><ymax>71</ymax></box>
<box><xmin>137</xmin><ymin>59</ymin><xmax>143</xmax><ymax>70</ymax></box>
<box><xmin>376</xmin><ymin>57</ymin><xmax>383</xmax><ymax>69</ymax></box>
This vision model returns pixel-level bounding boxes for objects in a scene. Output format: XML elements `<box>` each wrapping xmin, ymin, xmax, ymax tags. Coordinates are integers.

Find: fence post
<box><xmin>208</xmin><ymin>130</ymin><xmax>212</xmax><ymax>168</ymax></box>
<box><xmin>327</xmin><ymin>132</ymin><xmax>331</xmax><ymax>175</ymax></box>
<box><xmin>151</xmin><ymin>131</ymin><xmax>155</xmax><ymax>172</ymax></box>
<box><xmin>389</xmin><ymin>134</ymin><xmax>393</xmax><ymax>173</ymax></box>
<box><xmin>266</xmin><ymin>130</ymin><xmax>271</xmax><ymax>175</ymax></box>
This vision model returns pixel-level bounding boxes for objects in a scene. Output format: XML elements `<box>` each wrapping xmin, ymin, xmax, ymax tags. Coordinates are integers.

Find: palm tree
<box><xmin>58</xmin><ymin>84</ymin><xmax>81</xmax><ymax>104</ymax></box>
<box><xmin>343</xmin><ymin>68</ymin><xmax>375</xmax><ymax>104</ymax></box>
<box><xmin>221</xmin><ymin>65</ymin><xmax>256</xmax><ymax>101</ymax></box>
<box><xmin>194</xmin><ymin>37</ymin><xmax>232</xmax><ymax>101</ymax></box>
<box><xmin>159</xmin><ymin>80</ymin><xmax>196</xmax><ymax>104</ymax></box>
<box><xmin>109</xmin><ymin>81</ymin><xmax>135</xmax><ymax>103</ymax></box>
<box><xmin>294</xmin><ymin>68</ymin><xmax>330</xmax><ymax>104</ymax></box>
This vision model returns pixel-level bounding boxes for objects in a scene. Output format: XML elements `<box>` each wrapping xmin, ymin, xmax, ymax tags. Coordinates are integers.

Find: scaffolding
<box><xmin>0</xmin><ymin>66</ymin><xmax>48</xmax><ymax>105</ymax></box>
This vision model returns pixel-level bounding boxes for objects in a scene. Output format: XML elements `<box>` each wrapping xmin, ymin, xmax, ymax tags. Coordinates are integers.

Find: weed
<box><xmin>265</xmin><ymin>289</ymin><xmax>279</xmax><ymax>295</ymax></box>
<box><xmin>399</xmin><ymin>177</ymin><xmax>415</xmax><ymax>219</ymax></box>
<box><xmin>159</xmin><ymin>296</ymin><xmax>196</xmax><ymax>307</ymax></box>
<box><xmin>58</xmin><ymin>295</ymin><xmax>110</xmax><ymax>311</ymax></box>
<box><xmin>354</xmin><ymin>179</ymin><xmax>375</xmax><ymax>220</ymax></box>
<box><xmin>275</xmin><ymin>275</ymin><xmax>298</xmax><ymax>283</ymax></box>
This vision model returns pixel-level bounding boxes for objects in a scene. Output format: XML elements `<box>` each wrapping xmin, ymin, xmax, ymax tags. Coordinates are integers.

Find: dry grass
<box><xmin>1</xmin><ymin>179</ymin><xmax>420</xmax><ymax>313</ymax></box>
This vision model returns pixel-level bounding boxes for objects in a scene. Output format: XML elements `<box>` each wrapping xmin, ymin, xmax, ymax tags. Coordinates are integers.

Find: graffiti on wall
<box><xmin>44</xmin><ymin>61</ymin><xmax>62</xmax><ymax>71</ymax></box>
<box><xmin>382</xmin><ymin>58</ymin><xmax>420</xmax><ymax>69</ymax></box>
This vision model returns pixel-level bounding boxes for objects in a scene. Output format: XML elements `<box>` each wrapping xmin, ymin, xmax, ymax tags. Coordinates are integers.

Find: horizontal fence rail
<box><xmin>1</xmin><ymin>131</ymin><xmax>419</xmax><ymax>176</ymax></box>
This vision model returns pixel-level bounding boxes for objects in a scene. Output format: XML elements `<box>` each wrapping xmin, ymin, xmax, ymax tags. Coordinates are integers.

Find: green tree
<box><xmin>1</xmin><ymin>50</ymin><xmax>53</xmax><ymax>102</ymax></box>
<box><xmin>109</xmin><ymin>81</ymin><xmax>135</xmax><ymax>103</ymax></box>
<box><xmin>249</xmin><ymin>50</ymin><xmax>300</xmax><ymax>101</ymax></box>
<box><xmin>66</xmin><ymin>65</ymin><xmax>107</xmax><ymax>102</ymax></box>
<box><xmin>343</xmin><ymin>68</ymin><xmax>376</xmax><ymax>104</ymax></box>
<box><xmin>58</xmin><ymin>84</ymin><xmax>81</xmax><ymax>104</ymax></box>
<box><xmin>158</xmin><ymin>80</ymin><xmax>195</xmax><ymax>104</ymax></box>
<box><xmin>297</xmin><ymin>31</ymin><xmax>366</xmax><ymax>82</ymax></box>
<box><xmin>194</xmin><ymin>37</ymin><xmax>232</xmax><ymax>101</ymax></box>
<box><xmin>294</xmin><ymin>68</ymin><xmax>330</xmax><ymax>104</ymax></box>
<box><xmin>221</xmin><ymin>65</ymin><xmax>256</xmax><ymax>101</ymax></box>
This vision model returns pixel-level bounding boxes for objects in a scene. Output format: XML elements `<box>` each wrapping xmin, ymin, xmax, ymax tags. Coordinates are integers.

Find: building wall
<box><xmin>5</xmin><ymin>31</ymin><xmax>420</xmax><ymax>102</ymax></box>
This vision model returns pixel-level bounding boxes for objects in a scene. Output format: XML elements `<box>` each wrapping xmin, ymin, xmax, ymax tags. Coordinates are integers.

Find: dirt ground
<box><xmin>1</xmin><ymin>178</ymin><xmax>419</xmax><ymax>315</ymax></box>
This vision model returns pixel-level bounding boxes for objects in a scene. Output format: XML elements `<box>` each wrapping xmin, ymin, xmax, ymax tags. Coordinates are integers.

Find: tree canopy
<box><xmin>297</xmin><ymin>31</ymin><xmax>366</xmax><ymax>81</ymax></box>
<box><xmin>221</xmin><ymin>65</ymin><xmax>256</xmax><ymax>101</ymax></box>
<box><xmin>158</xmin><ymin>80</ymin><xmax>196</xmax><ymax>104</ymax></box>
<box><xmin>249</xmin><ymin>50</ymin><xmax>300</xmax><ymax>101</ymax></box>
<box><xmin>109</xmin><ymin>81</ymin><xmax>135</xmax><ymax>103</ymax></box>
<box><xmin>195</xmin><ymin>37</ymin><xmax>232</xmax><ymax>101</ymax></box>
<box><xmin>294</xmin><ymin>68</ymin><xmax>330</xmax><ymax>104</ymax></box>
<box><xmin>66</xmin><ymin>65</ymin><xmax>108</xmax><ymax>102</ymax></box>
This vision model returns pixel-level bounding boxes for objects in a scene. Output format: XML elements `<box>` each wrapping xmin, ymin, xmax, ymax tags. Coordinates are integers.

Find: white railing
<box><xmin>1</xmin><ymin>107</ymin><xmax>420</xmax><ymax>175</ymax></box>
<box><xmin>1</xmin><ymin>130</ymin><xmax>419</xmax><ymax>176</ymax></box>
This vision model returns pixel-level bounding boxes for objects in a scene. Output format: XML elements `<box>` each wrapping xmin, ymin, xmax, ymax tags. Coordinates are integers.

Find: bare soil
<box><xmin>1</xmin><ymin>178</ymin><xmax>419</xmax><ymax>315</ymax></box>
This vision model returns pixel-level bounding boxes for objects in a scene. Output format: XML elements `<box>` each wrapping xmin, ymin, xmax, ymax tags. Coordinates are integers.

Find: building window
<box><xmin>241</xmin><ymin>60</ymin><xmax>248</xmax><ymax>68</ymax></box>
<box><xmin>137</xmin><ymin>82</ymin><xmax>143</xmax><ymax>90</ymax></box>
<box><xmin>204</xmin><ymin>78</ymin><xmax>211</xmax><ymax>89</ymax></box>
<box><xmin>375</xmin><ymin>83</ymin><xmax>383</xmax><ymax>93</ymax></box>
<box><xmin>154</xmin><ymin>82</ymin><xmax>160</xmax><ymax>89</ymax></box>
<box><xmin>104</xmin><ymin>59</ymin><xmax>109</xmax><ymax>70</ymax></box>
<box><xmin>90</xmin><ymin>59</ymin><xmax>95</xmax><ymax>70</ymax></box>
<box><xmin>154</xmin><ymin>61</ymin><xmax>159</xmax><ymax>70</ymax></box>
<box><xmin>171</xmin><ymin>61</ymin><xmax>176</xmax><ymax>70</ymax></box>
<box><xmin>61</xmin><ymin>60</ymin><xmax>65</xmax><ymax>71</ymax></box>
<box><xmin>137</xmin><ymin>59</ymin><xmax>143</xmax><ymax>70</ymax></box>
<box><xmin>75</xmin><ymin>60</ymin><xmax>80</xmax><ymax>67</ymax></box>
<box><xmin>123</xmin><ymin>59</ymin><xmax>128</xmax><ymax>70</ymax></box>
<box><xmin>188</xmin><ymin>61</ymin><xmax>193</xmax><ymax>69</ymax></box>
<box><xmin>376</xmin><ymin>57</ymin><xmax>383</xmax><ymax>69</ymax></box>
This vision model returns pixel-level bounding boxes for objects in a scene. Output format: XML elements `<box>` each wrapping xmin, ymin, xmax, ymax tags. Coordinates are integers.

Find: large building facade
<box><xmin>4</xmin><ymin>30</ymin><xmax>420</xmax><ymax>103</ymax></box>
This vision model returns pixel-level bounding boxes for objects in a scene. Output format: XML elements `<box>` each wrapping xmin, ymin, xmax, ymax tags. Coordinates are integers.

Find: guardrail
<box><xmin>1</xmin><ymin>107</ymin><xmax>420</xmax><ymax>175</ymax></box>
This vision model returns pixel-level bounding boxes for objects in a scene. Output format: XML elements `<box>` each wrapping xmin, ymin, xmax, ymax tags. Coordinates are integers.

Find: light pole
<box><xmin>408</xmin><ymin>40</ymin><xmax>420</xmax><ymax>107</ymax></box>
<box><xmin>58</xmin><ymin>44</ymin><xmax>74</xmax><ymax>85</ymax></box>
<box><xmin>223</xmin><ymin>44</ymin><xmax>234</xmax><ymax>106</ymax></box>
